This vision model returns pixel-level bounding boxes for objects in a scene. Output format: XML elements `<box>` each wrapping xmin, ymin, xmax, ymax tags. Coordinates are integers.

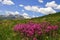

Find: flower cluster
<box><xmin>14</xmin><ymin>22</ymin><xmax>42</xmax><ymax>37</ymax></box>
<box><xmin>45</xmin><ymin>25</ymin><xmax>58</xmax><ymax>33</ymax></box>
<box><xmin>13</xmin><ymin>21</ymin><xmax>58</xmax><ymax>40</ymax></box>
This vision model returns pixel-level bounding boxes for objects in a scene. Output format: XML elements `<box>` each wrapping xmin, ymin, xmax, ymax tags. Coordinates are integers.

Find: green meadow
<box><xmin>0</xmin><ymin>12</ymin><xmax>60</xmax><ymax>40</ymax></box>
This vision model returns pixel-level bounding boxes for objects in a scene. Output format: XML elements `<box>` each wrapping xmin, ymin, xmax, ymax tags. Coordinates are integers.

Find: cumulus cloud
<box><xmin>24</xmin><ymin>6</ymin><xmax>39</xmax><ymax>12</ymax></box>
<box><xmin>22</xmin><ymin>13</ymin><xmax>31</xmax><ymax>19</ymax></box>
<box><xmin>38</xmin><ymin>7</ymin><xmax>56</xmax><ymax>15</ymax></box>
<box><xmin>45</xmin><ymin>1</ymin><xmax>57</xmax><ymax>8</ymax></box>
<box><xmin>56</xmin><ymin>5</ymin><xmax>60</xmax><ymax>9</ymax></box>
<box><xmin>24</xmin><ymin>6</ymin><xmax>56</xmax><ymax>15</ymax></box>
<box><xmin>38</xmin><ymin>0</ymin><xmax>43</xmax><ymax>3</ymax></box>
<box><xmin>45</xmin><ymin>1</ymin><xmax>60</xmax><ymax>10</ymax></box>
<box><xmin>0</xmin><ymin>0</ymin><xmax>14</xmax><ymax>5</ymax></box>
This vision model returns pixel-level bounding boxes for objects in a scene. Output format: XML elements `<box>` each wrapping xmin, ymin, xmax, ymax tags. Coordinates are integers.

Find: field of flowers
<box><xmin>0</xmin><ymin>12</ymin><xmax>60</xmax><ymax>40</ymax></box>
<box><xmin>0</xmin><ymin>19</ymin><xmax>60</xmax><ymax>40</ymax></box>
<box><xmin>14</xmin><ymin>21</ymin><xmax>60</xmax><ymax>40</ymax></box>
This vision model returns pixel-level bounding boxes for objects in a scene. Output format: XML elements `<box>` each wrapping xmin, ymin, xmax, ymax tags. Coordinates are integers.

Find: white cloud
<box><xmin>24</xmin><ymin>6</ymin><xmax>32</xmax><ymax>10</ymax></box>
<box><xmin>5</xmin><ymin>11</ymin><xmax>20</xmax><ymax>16</ymax></box>
<box><xmin>38</xmin><ymin>0</ymin><xmax>43</xmax><ymax>3</ymax></box>
<box><xmin>45</xmin><ymin>1</ymin><xmax>60</xmax><ymax>10</ymax></box>
<box><xmin>24</xmin><ymin>6</ymin><xmax>39</xmax><ymax>12</ymax></box>
<box><xmin>22</xmin><ymin>13</ymin><xmax>31</xmax><ymax>19</ymax></box>
<box><xmin>0</xmin><ymin>0</ymin><xmax>14</xmax><ymax>5</ymax></box>
<box><xmin>38</xmin><ymin>7</ymin><xmax>56</xmax><ymax>15</ymax></box>
<box><xmin>56</xmin><ymin>5</ymin><xmax>60</xmax><ymax>9</ymax></box>
<box><xmin>14</xmin><ymin>11</ymin><xmax>20</xmax><ymax>15</ymax></box>
<box><xmin>19</xmin><ymin>4</ymin><xmax>24</xmax><ymax>7</ymax></box>
<box><xmin>45</xmin><ymin>1</ymin><xmax>57</xmax><ymax>8</ymax></box>
<box><xmin>24</xmin><ymin>6</ymin><xmax>56</xmax><ymax>15</ymax></box>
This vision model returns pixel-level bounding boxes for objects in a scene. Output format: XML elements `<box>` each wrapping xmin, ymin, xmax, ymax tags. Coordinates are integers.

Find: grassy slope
<box><xmin>30</xmin><ymin>12</ymin><xmax>60</xmax><ymax>24</ymax></box>
<box><xmin>0</xmin><ymin>12</ymin><xmax>60</xmax><ymax>40</ymax></box>
<box><xmin>31</xmin><ymin>12</ymin><xmax>60</xmax><ymax>22</ymax></box>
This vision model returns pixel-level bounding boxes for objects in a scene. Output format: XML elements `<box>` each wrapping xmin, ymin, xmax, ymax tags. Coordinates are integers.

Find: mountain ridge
<box><xmin>0</xmin><ymin>12</ymin><xmax>60</xmax><ymax>21</ymax></box>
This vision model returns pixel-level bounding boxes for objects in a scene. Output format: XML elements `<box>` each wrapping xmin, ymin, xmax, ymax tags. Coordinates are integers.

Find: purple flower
<box><xmin>13</xmin><ymin>21</ymin><xmax>59</xmax><ymax>40</ymax></box>
<box><xmin>52</xmin><ymin>25</ymin><xmax>58</xmax><ymax>30</ymax></box>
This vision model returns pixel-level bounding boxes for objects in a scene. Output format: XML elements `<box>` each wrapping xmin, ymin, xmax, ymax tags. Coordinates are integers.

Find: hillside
<box><xmin>0</xmin><ymin>12</ymin><xmax>60</xmax><ymax>40</ymax></box>
<box><xmin>30</xmin><ymin>12</ymin><xmax>60</xmax><ymax>23</ymax></box>
<box><xmin>0</xmin><ymin>12</ymin><xmax>60</xmax><ymax>26</ymax></box>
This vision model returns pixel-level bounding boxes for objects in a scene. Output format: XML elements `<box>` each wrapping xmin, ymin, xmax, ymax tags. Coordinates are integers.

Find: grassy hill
<box><xmin>31</xmin><ymin>12</ymin><xmax>60</xmax><ymax>22</ymax></box>
<box><xmin>0</xmin><ymin>12</ymin><xmax>60</xmax><ymax>40</ymax></box>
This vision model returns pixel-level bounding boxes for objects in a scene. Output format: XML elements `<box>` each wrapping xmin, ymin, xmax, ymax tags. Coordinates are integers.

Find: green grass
<box><xmin>0</xmin><ymin>12</ymin><xmax>60</xmax><ymax>40</ymax></box>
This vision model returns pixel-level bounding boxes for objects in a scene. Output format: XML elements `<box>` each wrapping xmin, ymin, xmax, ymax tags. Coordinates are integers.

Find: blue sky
<box><xmin>0</xmin><ymin>0</ymin><xmax>60</xmax><ymax>18</ymax></box>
